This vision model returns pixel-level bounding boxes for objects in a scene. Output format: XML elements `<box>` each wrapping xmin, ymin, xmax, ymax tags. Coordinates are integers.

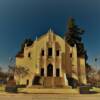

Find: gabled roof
<box><xmin>16</xmin><ymin>29</ymin><xmax>65</xmax><ymax>58</ymax></box>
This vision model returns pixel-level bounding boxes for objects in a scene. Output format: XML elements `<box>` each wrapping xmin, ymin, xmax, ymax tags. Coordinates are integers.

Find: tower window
<box><xmin>28</xmin><ymin>52</ymin><xmax>31</xmax><ymax>58</ymax></box>
<box><xmin>56</xmin><ymin>50</ymin><xmax>59</xmax><ymax>56</ymax></box>
<box><xmin>70</xmin><ymin>53</ymin><xmax>72</xmax><ymax>57</ymax></box>
<box><xmin>56</xmin><ymin>68</ymin><xmax>60</xmax><ymax>77</ymax></box>
<box><xmin>48</xmin><ymin>48</ymin><xmax>52</xmax><ymax>56</ymax></box>
<box><xmin>41</xmin><ymin>50</ymin><xmax>44</xmax><ymax>56</ymax></box>
<box><xmin>41</xmin><ymin>68</ymin><xmax>44</xmax><ymax>76</ymax></box>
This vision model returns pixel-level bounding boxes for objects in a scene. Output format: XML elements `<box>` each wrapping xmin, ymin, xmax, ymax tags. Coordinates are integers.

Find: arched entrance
<box><xmin>47</xmin><ymin>64</ymin><xmax>53</xmax><ymax>76</ymax></box>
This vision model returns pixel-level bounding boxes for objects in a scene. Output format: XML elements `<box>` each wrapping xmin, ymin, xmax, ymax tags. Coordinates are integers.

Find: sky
<box><xmin>0</xmin><ymin>0</ymin><xmax>100</xmax><ymax>70</ymax></box>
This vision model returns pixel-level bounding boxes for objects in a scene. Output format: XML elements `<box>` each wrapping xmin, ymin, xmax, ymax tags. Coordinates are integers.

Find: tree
<box><xmin>86</xmin><ymin>63</ymin><xmax>92</xmax><ymax>74</ymax></box>
<box><xmin>0</xmin><ymin>66</ymin><xmax>7</xmax><ymax>80</ymax></box>
<box><xmin>97</xmin><ymin>70</ymin><xmax>100</xmax><ymax>81</ymax></box>
<box><xmin>8</xmin><ymin>65</ymin><xmax>29</xmax><ymax>84</ymax></box>
<box><xmin>87</xmin><ymin>67</ymin><xmax>96</xmax><ymax>84</ymax></box>
<box><xmin>0</xmin><ymin>67</ymin><xmax>3</xmax><ymax>79</ymax></box>
<box><xmin>0</xmin><ymin>67</ymin><xmax>2</xmax><ymax>72</ymax></box>
<box><xmin>20</xmin><ymin>38</ymin><xmax>33</xmax><ymax>53</ymax></box>
<box><xmin>8</xmin><ymin>65</ymin><xmax>15</xmax><ymax>76</ymax></box>
<box><xmin>65</xmin><ymin>17</ymin><xmax>87</xmax><ymax>59</ymax></box>
<box><xmin>65</xmin><ymin>18</ymin><xmax>84</xmax><ymax>45</ymax></box>
<box><xmin>14</xmin><ymin>66</ymin><xmax>29</xmax><ymax>84</ymax></box>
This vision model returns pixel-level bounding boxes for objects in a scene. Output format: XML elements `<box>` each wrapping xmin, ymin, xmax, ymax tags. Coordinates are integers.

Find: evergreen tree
<box><xmin>65</xmin><ymin>17</ymin><xmax>87</xmax><ymax>59</ymax></box>
<box><xmin>20</xmin><ymin>38</ymin><xmax>33</xmax><ymax>53</ymax></box>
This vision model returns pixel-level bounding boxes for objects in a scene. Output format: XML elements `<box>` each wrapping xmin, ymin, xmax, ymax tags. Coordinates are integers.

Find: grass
<box><xmin>90</xmin><ymin>87</ymin><xmax>100</xmax><ymax>93</ymax></box>
<box><xmin>0</xmin><ymin>85</ymin><xmax>5</xmax><ymax>92</ymax></box>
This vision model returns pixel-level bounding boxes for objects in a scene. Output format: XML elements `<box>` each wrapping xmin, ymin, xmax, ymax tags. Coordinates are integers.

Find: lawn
<box><xmin>90</xmin><ymin>87</ymin><xmax>100</xmax><ymax>93</ymax></box>
<box><xmin>0</xmin><ymin>85</ymin><xmax>5</xmax><ymax>92</ymax></box>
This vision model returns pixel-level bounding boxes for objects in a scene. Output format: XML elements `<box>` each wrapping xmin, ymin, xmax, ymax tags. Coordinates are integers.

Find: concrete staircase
<box><xmin>43</xmin><ymin>77</ymin><xmax>67</xmax><ymax>88</ymax></box>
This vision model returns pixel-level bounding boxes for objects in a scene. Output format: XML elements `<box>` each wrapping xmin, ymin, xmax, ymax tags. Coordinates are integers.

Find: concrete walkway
<box><xmin>18</xmin><ymin>88</ymin><xmax>79</xmax><ymax>94</ymax></box>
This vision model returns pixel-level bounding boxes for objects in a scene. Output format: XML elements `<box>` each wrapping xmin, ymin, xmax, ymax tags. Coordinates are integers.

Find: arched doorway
<box><xmin>47</xmin><ymin>64</ymin><xmax>53</xmax><ymax>76</ymax></box>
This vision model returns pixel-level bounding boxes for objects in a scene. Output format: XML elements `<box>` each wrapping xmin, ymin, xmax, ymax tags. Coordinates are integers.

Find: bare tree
<box><xmin>0</xmin><ymin>66</ymin><xmax>2</xmax><ymax>79</ymax></box>
<box><xmin>97</xmin><ymin>70</ymin><xmax>100</xmax><ymax>81</ymax></box>
<box><xmin>14</xmin><ymin>66</ymin><xmax>29</xmax><ymax>84</ymax></box>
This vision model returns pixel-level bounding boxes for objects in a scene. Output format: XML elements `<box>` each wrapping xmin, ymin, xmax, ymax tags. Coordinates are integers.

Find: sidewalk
<box><xmin>0</xmin><ymin>88</ymin><xmax>100</xmax><ymax>96</ymax></box>
<box><xmin>18</xmin><ymin>88</ymin><xmax>79</xmax><ymax>94</ymax></box>
<box><xmin>0</xmin><ymin>88</ymin><xmax>79</xmax><ymax>95</ymax></box>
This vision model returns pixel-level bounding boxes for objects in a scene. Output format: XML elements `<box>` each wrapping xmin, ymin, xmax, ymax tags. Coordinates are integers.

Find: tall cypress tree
<box><xmin>65</xmin><ymin>17</ymin><xmax>87</xmax><ymax>60</ymax></box>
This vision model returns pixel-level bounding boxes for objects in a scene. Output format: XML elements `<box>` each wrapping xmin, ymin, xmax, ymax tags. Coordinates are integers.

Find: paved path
<box><xmin>18</xmin><ymin>88</ymin><xmax>79</xmax><ymax>94</ymax></box>
<box><xmin>0</xmin><ymin>94</ymin><xmax>100</xmax><ymax>100</ymax></box>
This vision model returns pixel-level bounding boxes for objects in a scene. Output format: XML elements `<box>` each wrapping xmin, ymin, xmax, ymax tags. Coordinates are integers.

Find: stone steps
<box><xmin>43</xmin><ymin>77</ymin><xmax>67</xmax><ymax>88</ymax></box>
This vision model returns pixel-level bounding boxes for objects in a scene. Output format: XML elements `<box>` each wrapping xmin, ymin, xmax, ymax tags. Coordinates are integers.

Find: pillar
<box><xmin>53</xmin><ymin>42</ymin><xmax>56</xmax><ymax>77</ymax></box>
<box><xmin>59</xmin><ymin>50</ymin><xmax>62</xmax><ymax>77</ymax></box>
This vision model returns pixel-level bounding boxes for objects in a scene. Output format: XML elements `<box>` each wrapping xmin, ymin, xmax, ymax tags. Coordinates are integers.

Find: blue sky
<box><xmin>0</xmin><ymin>0</ymin><xmax>100</xmax><ymax>70</ymax></box>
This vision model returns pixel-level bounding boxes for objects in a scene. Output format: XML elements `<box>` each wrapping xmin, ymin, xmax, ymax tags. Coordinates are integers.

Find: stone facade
<box><xmin>15</xmin><ymin>29</ymin><xmax>87</xmax><ymax>87</ymax></box>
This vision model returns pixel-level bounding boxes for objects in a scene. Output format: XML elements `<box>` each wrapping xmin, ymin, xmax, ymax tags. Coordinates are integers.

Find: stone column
<box><xmin>52</xmin><ymin>42</ymin><xmax>56</xmax><ymax>77</ymax></box>
<box><xmin>44</xmin><ymin>43</ymin><xmax>47</xmax><ymax>77</ymax></box>
<box><xmin>64</xmin><ymin>73</ymin><xmax>68</xmax><ymax>86</ymax></box>
<box><xmin>59</xmin><ymin>50</ymin><xmax>62</xmax><ymax>77</ymax></box>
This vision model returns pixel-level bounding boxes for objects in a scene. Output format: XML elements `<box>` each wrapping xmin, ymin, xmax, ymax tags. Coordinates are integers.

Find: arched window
<box><xmin>28</xmin><ymin>52</ymin><xmax>31</xmax><ymax>58</ymax></box>
<box><xmin>47</xmin><ymin>64</ymin><xmax>53</xmax><ymax>76</ymax></box>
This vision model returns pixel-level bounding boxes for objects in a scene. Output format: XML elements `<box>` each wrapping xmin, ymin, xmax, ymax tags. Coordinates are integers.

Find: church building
<box><xmin>15</xmin><ymin>28</ymin><xmax>87</xmax><ymax>88</ymax></box>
